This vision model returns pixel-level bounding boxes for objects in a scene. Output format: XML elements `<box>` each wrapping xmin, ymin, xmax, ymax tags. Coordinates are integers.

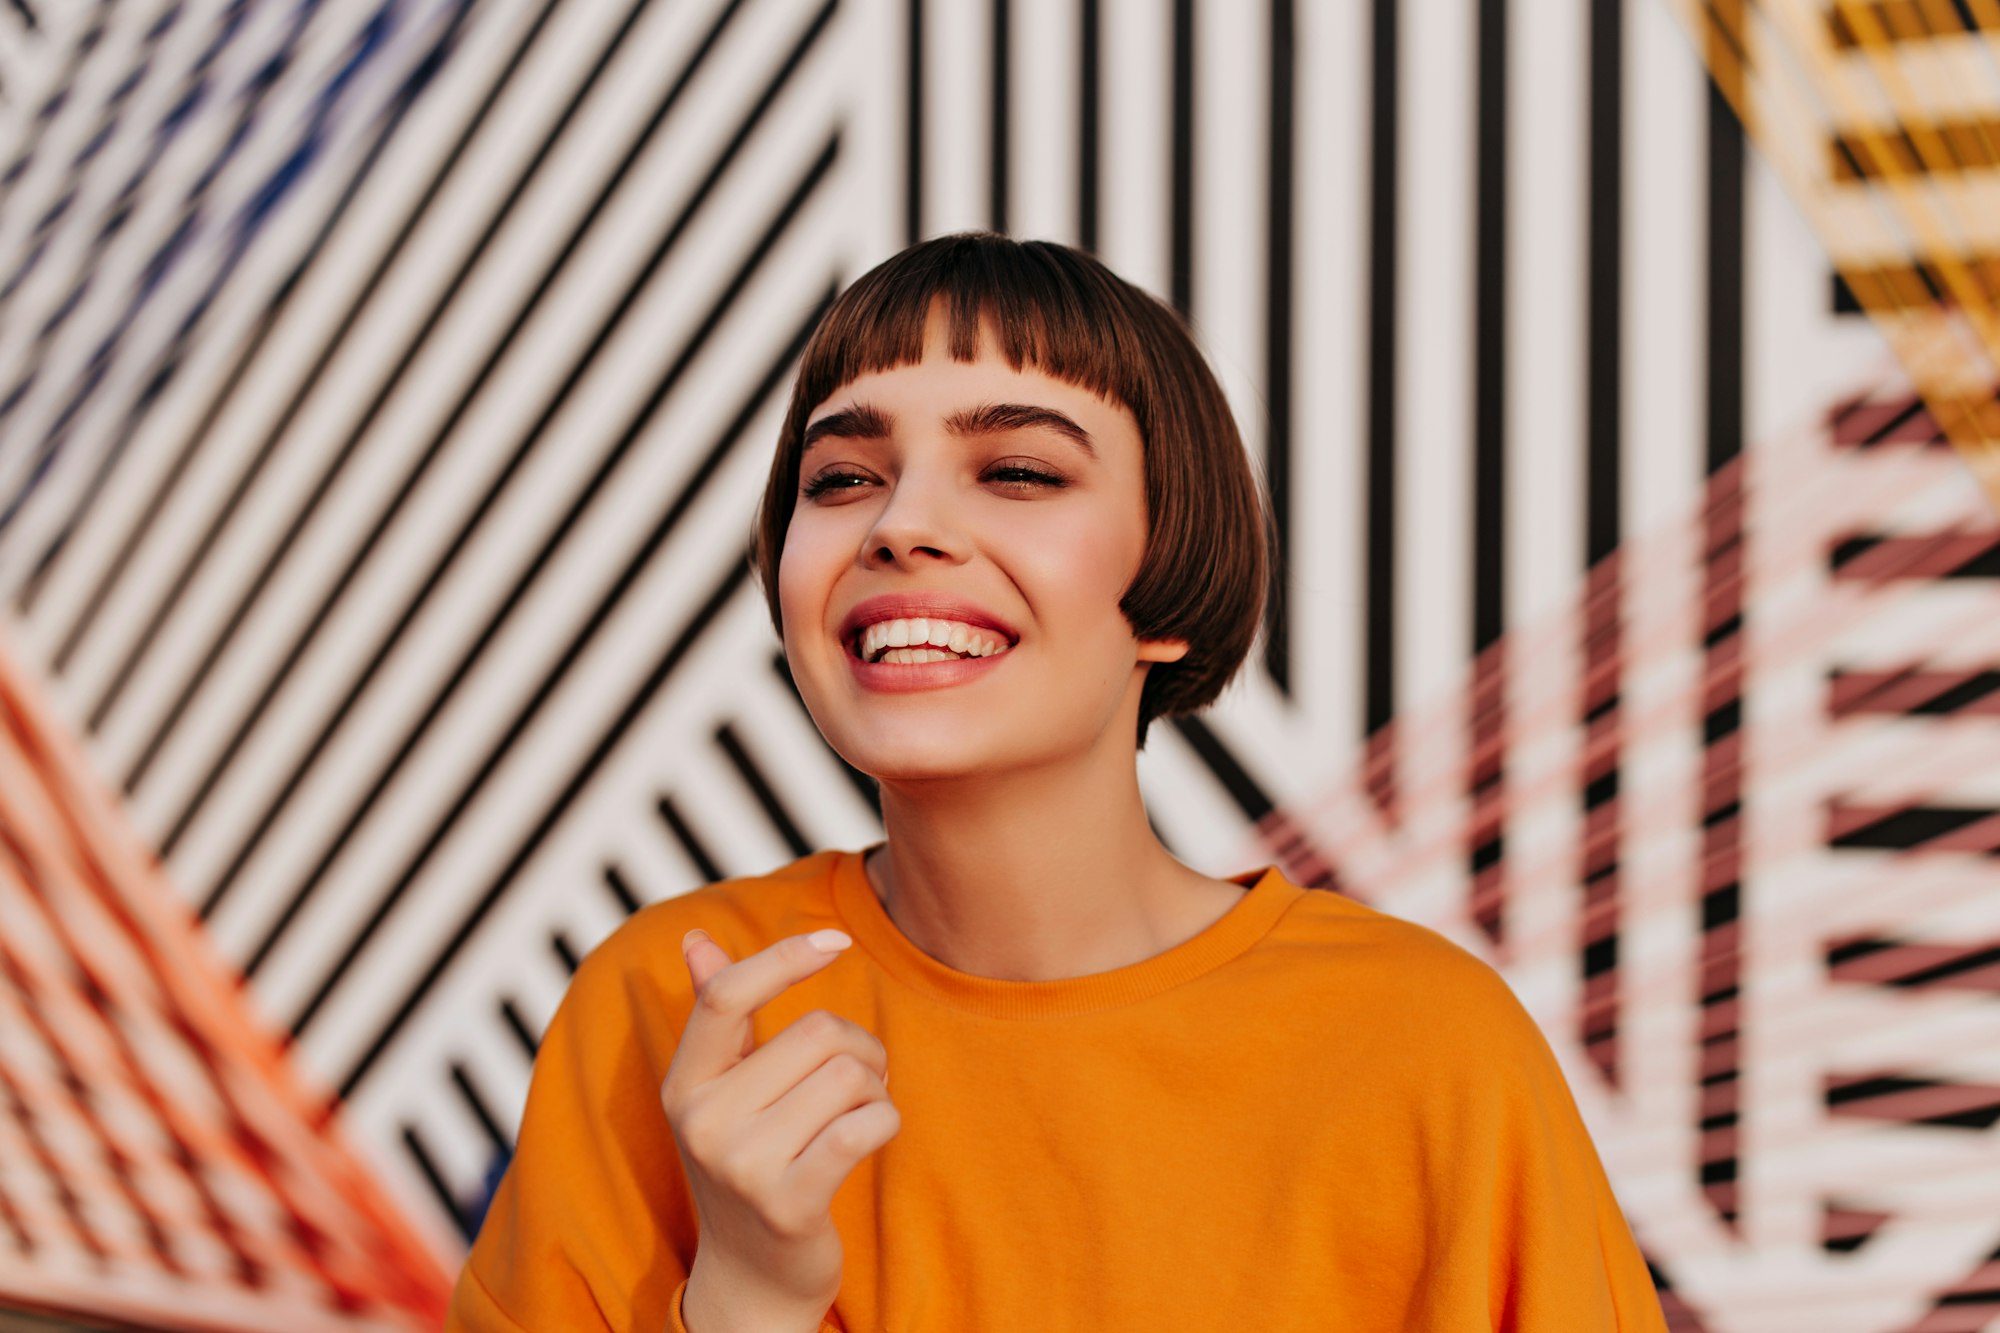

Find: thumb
<box><xmin>682</xmin><ymin>928</ymin><xmax>730</xmax><ymax>989</ymax></box>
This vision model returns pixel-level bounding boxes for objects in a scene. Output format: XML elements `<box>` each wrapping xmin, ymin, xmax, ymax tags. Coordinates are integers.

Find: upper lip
<box><xmin>838</xmin><ymin>593</ymin><xmax>1022</xmax><ymax>657</ymax></box>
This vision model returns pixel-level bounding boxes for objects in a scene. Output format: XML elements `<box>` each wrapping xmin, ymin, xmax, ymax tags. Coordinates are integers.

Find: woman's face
<box><xmin>778</xmin><ymin>304</ymin><xmax>1186</xmax><ymax>781</ymax></box>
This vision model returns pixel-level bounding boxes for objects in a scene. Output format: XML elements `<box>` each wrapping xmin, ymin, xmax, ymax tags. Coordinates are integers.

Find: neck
<box><xmin>864</xmin><ymin>733</ymin><xmax>1244</xmax><ymax>981</ymax></box>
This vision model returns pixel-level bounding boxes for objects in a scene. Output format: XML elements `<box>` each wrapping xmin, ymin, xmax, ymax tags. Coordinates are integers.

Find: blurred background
<box><xmin>0</xmin><ymin>0</ymin><xmax>1997</xmax><ymax>1328</ymax></box>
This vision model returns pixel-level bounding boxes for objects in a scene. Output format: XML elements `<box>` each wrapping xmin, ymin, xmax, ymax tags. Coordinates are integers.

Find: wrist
<box><xmin>681</xmin><ymin>1252</ymin><xmax>831</xmax><ymax>1333</ymax></box>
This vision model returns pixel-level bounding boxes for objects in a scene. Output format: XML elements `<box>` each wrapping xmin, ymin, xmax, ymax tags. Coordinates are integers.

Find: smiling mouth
<box><xmin>845</xmin><ymin>629</ymin><xmax>1016</xmax><ymax>664</ymax></box>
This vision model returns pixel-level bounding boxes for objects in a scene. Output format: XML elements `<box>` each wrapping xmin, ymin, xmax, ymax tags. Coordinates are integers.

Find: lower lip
<box><xmin>845</xmin><ymin>638</ymin><xmax>1015</xmax><ymax>692</ymax></box>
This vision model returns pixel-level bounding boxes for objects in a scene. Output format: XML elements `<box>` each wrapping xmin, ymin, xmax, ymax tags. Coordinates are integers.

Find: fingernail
<box><xmin>808</xmin><ymin>928</ymin><xmax>852</xmax><ymax>953</ymax></box>
<box><xmin>682</xmin><ymin>929</ymin><xmax>710</xmax><ymax>953</ymax></box>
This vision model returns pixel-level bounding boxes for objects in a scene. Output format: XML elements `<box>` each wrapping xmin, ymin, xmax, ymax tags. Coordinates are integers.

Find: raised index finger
<box><xmin>671</xmin><ymin>928</ymin><xmax>852</xmax><ymax>1083</ymax></box>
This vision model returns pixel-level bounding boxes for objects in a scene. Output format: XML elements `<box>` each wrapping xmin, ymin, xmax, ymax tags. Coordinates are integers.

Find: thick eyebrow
<box><xmin>801</xmin><ymin>400</ymin><xmax>1099</xmax><ymax>460</ymax></box>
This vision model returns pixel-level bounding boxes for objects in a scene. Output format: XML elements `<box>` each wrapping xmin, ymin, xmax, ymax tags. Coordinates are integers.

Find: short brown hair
<box><xmin>749</xmin><ymin>231</ymin><xmax>1276</xmax><ymax>750</ymax></box>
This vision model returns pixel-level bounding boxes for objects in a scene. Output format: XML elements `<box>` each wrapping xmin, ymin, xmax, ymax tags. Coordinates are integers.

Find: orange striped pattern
<box><xmin>1671</xmin><ymin>0</ymin><xmax>2000</xmax><ymax>512</ymax></box>
<box><xmin>0</xmin><ymin>630</ymin><xmax>450</xmax><ymax>1329</ymax></box>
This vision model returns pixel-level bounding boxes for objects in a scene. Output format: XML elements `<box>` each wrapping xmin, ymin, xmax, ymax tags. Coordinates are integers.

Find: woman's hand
<box><xmin>661</xmin><ymin>928</ymin><xmax>898</xmax><ymax>1333</ymax></box>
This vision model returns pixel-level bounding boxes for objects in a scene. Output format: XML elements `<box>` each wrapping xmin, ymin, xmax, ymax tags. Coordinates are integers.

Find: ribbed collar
<box><xmin>828</xmin><ymin>842</ymin><xmax>1303</xmax><ymax>1019</ymax></box>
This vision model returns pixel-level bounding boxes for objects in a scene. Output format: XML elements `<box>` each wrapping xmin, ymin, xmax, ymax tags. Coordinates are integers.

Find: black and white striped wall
<box><xmin>0</xmin><ymin>0</ymin><xmax>1934</xmax><ymax>1321</ymax></box>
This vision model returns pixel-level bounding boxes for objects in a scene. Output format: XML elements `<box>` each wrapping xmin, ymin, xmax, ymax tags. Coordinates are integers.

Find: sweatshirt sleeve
<box><xmin>1466</xmin><ymin>966</ymin><xmax>1671</xmax><ymax>1332</ymax></box>
<box><xmin>442</xmin><ymin>929</ymin><xmax>705</xmax><ymax>1331</ymax></box>
<box><xmin>441</xmin><ymin>922</ymin><xmax>845</xmax><ymax>1333</ymax></box>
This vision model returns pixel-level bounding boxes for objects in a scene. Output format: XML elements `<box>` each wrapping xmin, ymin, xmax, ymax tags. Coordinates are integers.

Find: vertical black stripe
<box><xmin>1263</xmin><ymin>0</ymin><xmax>1295</xmax><ymax>694</ymax></box>
<box><xmin>1706</xmin><ymin>82</ymin><xmax>1744</xmax><ymax>472</ymax></box>
<box><xmin>1365</xmin><ymin>0</ymin><xmax>1397</xmax><ymax>739</ymax></box>
<box><xmin>1169</xmin><ymin>0</ymin><xmax>1194</xmax><ymax>312</ymax></box>
<box><xmin>906</xmin><ymin>0</ymin><xmax>924</xmax><ymax>243</ymax></box>
<box><xmin>1588</xmin><ymin>0</ymin><xmax>1621</xmax><ymax>562</ymax></box>
<box><xmin>1078</xmin><ymin>0</ymin><xmax>1100</xmax><ymax>249</ymax></box>
<box><xmin>1473</xmin><ymin>0</ymin><xmax>1505</xmax><ymax>650</ymax></box>
<box><xmin>990</xmin><ymin>0</ymin><xmax>1008</xmax><ymax>232</ymax></box>
<box><xmin>1585</xmin><ymin>0</ymin><xmax>1628</xmax><ymax>1091</ymax></box>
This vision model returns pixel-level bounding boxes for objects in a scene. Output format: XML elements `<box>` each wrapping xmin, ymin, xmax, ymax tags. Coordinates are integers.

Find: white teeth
<box><xmin>856</xmin><ymin>616</ymin><xmax>1011</xmax><ymax>664</ymax></box>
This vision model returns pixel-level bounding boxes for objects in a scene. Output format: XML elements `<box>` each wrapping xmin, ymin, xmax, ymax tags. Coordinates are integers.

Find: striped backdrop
<box><xmin>9</xmin><ymin>0</ymin><xmax>2000</xmax><ymax>1327</ymax></box>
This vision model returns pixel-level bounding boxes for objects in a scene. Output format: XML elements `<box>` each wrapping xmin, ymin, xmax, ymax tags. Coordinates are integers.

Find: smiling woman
<box><xmin>445</xmin><ymin>233</ymin><xmax>1670</xmax><ymax>1333</ymax></box>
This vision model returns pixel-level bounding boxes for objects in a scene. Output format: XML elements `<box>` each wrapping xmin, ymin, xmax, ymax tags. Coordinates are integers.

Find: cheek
<box><xmin>1003</xmin><ymin>508</ymin><xmax>1144</xmax><ymax>632</ymax></box>
<box><xmin>777</xmin><ymin>523</ymin><xmax>846</xmax><ymax>640</ymax></box>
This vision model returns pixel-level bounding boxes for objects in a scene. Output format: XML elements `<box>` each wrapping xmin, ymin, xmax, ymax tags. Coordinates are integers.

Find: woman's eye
<box><xmin>800</xmin><ymin>471</ymin><xmax>867</xmax><ymax>498</ymax></box>
<box><xmin>985</xmin><ymin>465</ymin><xmax>1066</xmax><ymax>490</ymax></box>
<box><xmin>800</xmin><ymin>465</ymin><xmax>1067</xmax><ymax>499</ymax></box>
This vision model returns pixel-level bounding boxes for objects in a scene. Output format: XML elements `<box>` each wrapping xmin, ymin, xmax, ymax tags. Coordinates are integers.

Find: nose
<box><xmin>862</xmin><ymin>470</ymin><xmax>967</xmax><ymax>567</ymax></box>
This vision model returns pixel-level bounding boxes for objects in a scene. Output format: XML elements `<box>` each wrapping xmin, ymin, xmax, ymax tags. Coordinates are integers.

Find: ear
<box><xmin>1137</xmin><ymin>636</ymin><xmax>1189</xmax><ymax>665</ymax></box>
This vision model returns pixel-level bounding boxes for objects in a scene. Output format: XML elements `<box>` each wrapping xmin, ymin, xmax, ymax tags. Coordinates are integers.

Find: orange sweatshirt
<box><xmin>446</xmin><ymin>844</ymin><xmax>1669</xmax><ymax>1331</ymax></box>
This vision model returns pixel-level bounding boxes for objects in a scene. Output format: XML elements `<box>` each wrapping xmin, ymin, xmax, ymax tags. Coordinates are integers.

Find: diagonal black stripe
<box><xmin>767</xmin><ymin>650</ymin><xmax>878</xmax><ymax>818</ymax></box>
<box><xmin>204</xmin><ymin>11</ymin><xmax>838</xmax><ymax>943</ymax></box>
<box><xmin>400</xmin><ymin>1123</ymin><xmax>473</xmax><ymax>1241</ymax></box>
<box><xmin>143</xmin><ymin>0</ymin><xmax>761</xmax><ymax>849</ymax></box>
<box><xmin>0</xmin><ymin>0</ymin><xmax>160</xmax><ymax>326</ymax></box>
<box><xmin>1169</xmin><ymin>714</ymin><xmax>1274</xmax><ymax>823</ymax></box>
<box><xmin>325</xmin><ymin>266</ymin><xmax>836</xmax><ymax>1095</ymax></box>
<box><xmin>246</xmin><ymin>147</ymin><xmax>839</xmax><ymax>990</ymax></box>
<box><xmin>0</xmin><ymin>0</ymin><xmax>179</xmax><ymax>358</ymax></box>
<box><xmin>19</xmin><ymin>0</ymin><xmax>548</xmax><ymax>628</ymax></box>
<box><xmin>602</xmin><ymin>862</ymin><xmax>643</xmax><ymax>916</ymax></box>
<box><xmin>22</xmin><ymin>0</ymin><xmax>483</xmax><ymax>625</ymax></box>
<box><xmin>498</xmin><ymin>995</ymin><xmax>539</xmax><ymax>1059</ymax></box>
<box><xmin>550</xmin><ymin>931</ymin><xmax>580</xmax><ymax>974</ymax></box>
<box><xmin>337</xmin><ymin>561</ymin><xmax>757</xmax><ymax>1100</ymax></box>
<box><xmin>282</xmin><ymin>249</ymin><xmax>841</xmax><ymax>1063</ymax></box>
<box><xmin>714</xmin><ymin>721</ymin><xmax>813</xmax><ymax>857</ymax></box>
<box><xmin>0</xmin><ymin>1</ymin><xmax>108</xmax><ymax>236</ymax></box>
<box><xmin>449</xmin><ymin>1060</ymin><xmax>510</xmax><ymax>1157</ymax></box>
<box><xmin>65</xmin><ymin>0</ymin><xmax>669</xmax><ymax>730</ymax></box>
<box><xmin>657</xmin><ymin>793</ymin><xmax>726</xmax><ymax>885</ymax></box>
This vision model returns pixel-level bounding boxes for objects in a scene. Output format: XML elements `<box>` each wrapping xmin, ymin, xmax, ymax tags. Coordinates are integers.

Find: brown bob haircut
<box><xmin>749</xmin><ymin>231</ymin><xmax>1276</xmax><ymax>751</ymax></box>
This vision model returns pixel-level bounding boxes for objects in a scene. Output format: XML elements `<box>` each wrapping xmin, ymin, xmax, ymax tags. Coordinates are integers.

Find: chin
<box><xmin>830</xmin><ymin>719</ymin><xmax>1025</xmax><ymax>777</ymax></box>
<box><xmin>847</xmin><ymin>745</ymin><xmax>997</xmax><ymax>783</ymax></box>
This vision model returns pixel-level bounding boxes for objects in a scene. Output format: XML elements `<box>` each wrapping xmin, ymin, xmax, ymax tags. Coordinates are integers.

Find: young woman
<box><xmin>446</xmin><ymin>233</ymin><xmax>1669</xmax><ymax>1332</ymax></box>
